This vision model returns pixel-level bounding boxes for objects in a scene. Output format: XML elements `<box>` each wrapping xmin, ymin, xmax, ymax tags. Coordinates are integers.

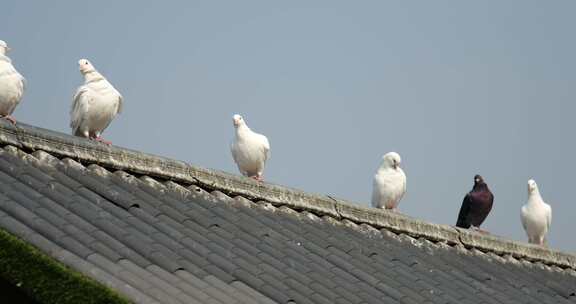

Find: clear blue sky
<box><xmin>3</xmin><ymin>1</ymin><xmax>575</xmax><ymax>252</ymax></box>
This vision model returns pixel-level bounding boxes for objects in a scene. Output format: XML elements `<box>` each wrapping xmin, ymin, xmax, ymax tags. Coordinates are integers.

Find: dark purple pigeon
<box><xmin>456</xmin><ymin>174</ymin><xmax>494</xmax><ymax>229</ymax></box>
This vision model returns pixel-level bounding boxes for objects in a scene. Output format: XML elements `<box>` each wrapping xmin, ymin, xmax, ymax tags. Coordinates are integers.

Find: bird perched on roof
<box><xmin>71</xmin><ymin>59</ymin><xmax>122</xmax><ymax>145</ymax></box>
<box><xmin>456</xmin><ymin>174</ymin><xmax>494</xmax><ymax>230</ymax></box>
<box><xmin>0</xmin><ymin>40</ymin><xmax>25</xmax><ymax>125</ymax></box>
<box><xmin>371</xmin><ymin>152</ymin><xmax>406</xmax><ymax>212</ymax></box>
<box><xmin>230</xmin><ymin>114</ymin><xmax>270</xmax><ymax>181</ymax></box>
<box><xmin>521</xmin><ymin>179</ymin><xmax>552</xmax><ymax>246</ymax></box>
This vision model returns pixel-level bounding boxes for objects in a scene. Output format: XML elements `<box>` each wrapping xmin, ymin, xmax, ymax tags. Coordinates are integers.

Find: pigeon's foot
<box><xmin>252</xmin><ymin>174</ymin><xmax>264</xmax><ymax>182</ymax></box>
<box><xmin>95</xmin><ymin>136</ymin><xmax>112</xmax><ymax>145</ymax></box>
<box><xmin>471</xmin><ymin>226</ymin><xmax>489</xmax><ymax>234</ymax></box>
<box><xmin>2</xmin><ymin>115</ymin><xmax>16</xmax><ymax>125</ymax></box>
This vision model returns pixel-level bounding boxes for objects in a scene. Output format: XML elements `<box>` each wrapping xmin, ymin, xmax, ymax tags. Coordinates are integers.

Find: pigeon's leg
<box><xmin>252</xmin><ymin>173</ymin><xmax>264</xmax><ymax>182</ymax></box>
<box><xmin>471</xmin><ymin>226</ymin><xmax>489</xmax><ymax>234</ymax></box>
<box><xmin>538</xmin><ymin>236</ymin><xmax>547</xmax><ymax>247</ymax></box>
<box><xmin>91</xmin><ymin>131</ymin><xmax>111</xmax><ymax>145</ymax></box>
<box><xmin>1</xmin><ymin>115</ymin><xmax>17</xmax><ymax>125</ymax></box>
<box><xmin>95</xmin><ymin>136</ymin><xmax>112</xmax><ymax>145</ymax></box>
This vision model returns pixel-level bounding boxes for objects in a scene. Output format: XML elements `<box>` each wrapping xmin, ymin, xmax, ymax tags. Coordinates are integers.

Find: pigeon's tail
<box><xmin>72</xmin><ymin>127</ymin><xmax>85</xmax><ymax>138</ymax></box>
<box><xmin>455</xmin><ymin>196</ymin><xmax>472</xmax><ymax>229</ymax></box>
<box><xmin>455</xmin><ymin>220</ymin><xmax>470</xmax><ymax>229</ymax></box>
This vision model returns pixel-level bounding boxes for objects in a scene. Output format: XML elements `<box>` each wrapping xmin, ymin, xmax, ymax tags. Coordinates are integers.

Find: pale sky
<box><xmin>2</xmin><ymin>1</ymin><xmax>575</xmax><ymax>252</ymax></box>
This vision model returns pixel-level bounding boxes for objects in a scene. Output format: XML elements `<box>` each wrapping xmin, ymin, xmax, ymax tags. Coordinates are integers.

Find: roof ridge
<box><xmin>1</xmin><ymin>120</ymin><xmax>574</xmax><ymax>269</ymax></box>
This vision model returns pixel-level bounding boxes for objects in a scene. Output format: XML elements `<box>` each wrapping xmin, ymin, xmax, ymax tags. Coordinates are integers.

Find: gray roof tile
<box><xmin>204</xmin><ymin>275</ymin><xmax>259</xmax><ymax>304</ymax></box>
<box><xmin>233</xmin><ymin>268</ymin><xmax>266</xmax><ymax>289</ymax></box>
<box><xmin>92</xmin><ymin>229</ymin><xmax>152</xmax><ymax>267</ymax></box>
<box><xmin>230</xmin><ymin>280</ymin><xmax>278</xmax><ymax>304</ymax></box>
<box><xmin>307</xmin><ymin>281</ymin><xmax>339</xmax><ymax>302</ymax></box>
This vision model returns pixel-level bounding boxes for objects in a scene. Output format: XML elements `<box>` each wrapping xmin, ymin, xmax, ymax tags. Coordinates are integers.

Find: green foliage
<box><xmin>0</xmin><ymin>229</ymin><xmax>130</xmax><ymax>304</ymax></box>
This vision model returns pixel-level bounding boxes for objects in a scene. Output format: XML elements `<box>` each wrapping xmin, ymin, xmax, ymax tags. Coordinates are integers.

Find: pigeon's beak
<box><xmin>6</xmin><ymin>47</ymin><xmax>11</xmax><ymax>52</ymax></box>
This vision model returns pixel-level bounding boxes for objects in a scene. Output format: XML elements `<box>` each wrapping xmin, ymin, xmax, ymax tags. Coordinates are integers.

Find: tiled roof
<box><xmin>0</xmin><ymin>121</ymin><xmax>575</xmax><ymax>304</ymax></box>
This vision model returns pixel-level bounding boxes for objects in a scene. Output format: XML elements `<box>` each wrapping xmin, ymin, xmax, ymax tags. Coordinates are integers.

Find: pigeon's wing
<box><xmin>0</xmin><ymin>62</ymin><xmax>26</xmax><ymax>108</ymax></box>
<box><xmin>230</xmin><ymin>141</ymin><xmax>240</xmax><ymax>165</ymax></box>
<box><xmin>476</xmin><ymin>190</ymin><xmax>494</xmax><ymax>226</ymax></box>
<box><xmin>98</xmin><ymin>92</ymin><xmax>123</xmax><ymax>133</ymax></box>
<box><xmin>399</xmin><ymin>169</ymin><xmax>407</xmax><ymax>201</ymax></box>
<box><xmin>520</xmin><ymin>205</ymin><xmax>528</xmax><ymax>232</ymax></box>
<box><xmin>70</xmin><ymin>86</ymin><xmax>91</xmax><ymax>133</ymax></box>
<box><xmin>545</xmin><ymin>203</ymin><xmax>552</xmax><ymax>231</ymax></box>
<box><xmin>115</xmin><ymin>92</ymin><xmax>123</xmax><ymax>114</ymax></box>
<box><xmin>544</xmin><ymin>204</ymin><xmax>552</xmax><ymax>245</ymax></box>
<box><xmin>259</xmin><ymin>134</ymin><xmax>270</xmax><ymax>161</ymax></box>
<box><xmin>18</xmin><ymin>73</ymin><xmax>25</xmax><ymax>94</ymax></box>
<box><xmin>456</xmin><ymin>193</ymin><xmax>472</xmax><ymax>228</ymax></box>
<box><xmin>12</xmin><ymin>72</ymin><xmax>25</xmax><ymax>109</ymax></box>
<box><xmin>370</xmin><ymin>173</ymin><xmax>397</xmax><ymax>209</ymax></box>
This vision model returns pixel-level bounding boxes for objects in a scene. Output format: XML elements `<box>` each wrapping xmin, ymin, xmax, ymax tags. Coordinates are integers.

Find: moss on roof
<box><xmin>0</xmin><ymin>228</ymin><xmax>130</xmax><ymax>304</ymax></box>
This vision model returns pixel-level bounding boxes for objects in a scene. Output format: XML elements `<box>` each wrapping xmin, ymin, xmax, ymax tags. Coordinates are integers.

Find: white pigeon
<box><xmin>71</xmin><ymin>59</ymin><xmax>122</xmax><ymax>144</ymax></box>
<box><xmin>520</xmin><ymin>179</ymin><xmax>552</xmax><ymax>246</ymax></box>
<box><xmin>371</xmin><ymin>152</ymin><xmax>406</xmax><ymax>211</ymax></box>
<box><xmin>230</xmin><ymin>114</ymin><xmax>270</xmax><ymax>181</ymax></box>
<box><xmin>0</xmin><ymin>40</ymin><xmax>25</xmax><ymax>124</ymax></box>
